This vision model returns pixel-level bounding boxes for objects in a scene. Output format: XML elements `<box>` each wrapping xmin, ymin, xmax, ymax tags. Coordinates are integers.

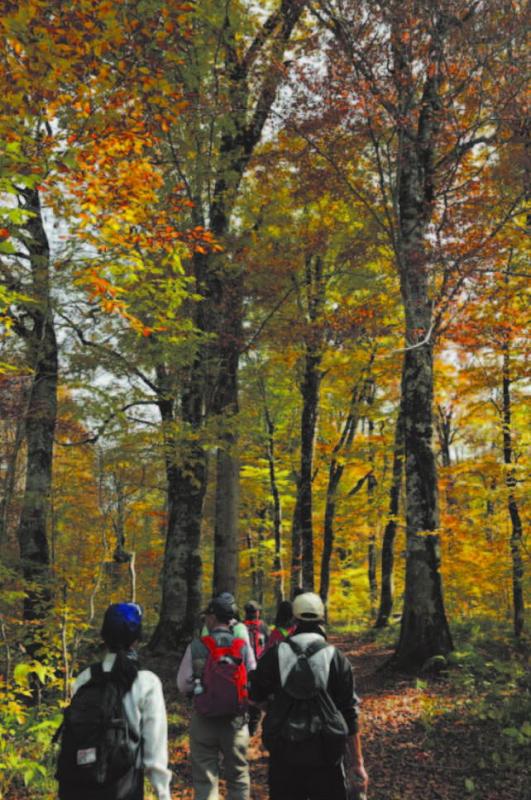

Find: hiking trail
<box><xmin>164</xmin><ymin>634</ymin><xmax>527</xmax><ymax>800</ymax></box>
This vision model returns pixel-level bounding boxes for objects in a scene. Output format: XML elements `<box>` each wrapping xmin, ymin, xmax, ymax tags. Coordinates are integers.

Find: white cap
<box><xmin>292</xmin><ymin>592</ymin><xmax>325</xmax><ymax>622</ymax></box>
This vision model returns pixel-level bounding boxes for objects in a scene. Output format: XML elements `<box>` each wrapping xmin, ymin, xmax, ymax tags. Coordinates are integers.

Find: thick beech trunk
<box><xmin>391</xmin><ymin>18</ymin><xmax>452</xmax><ymax>669</ymax></box>
<box><xmin>150</xmin><ymin>458</ymin><xmax>206</xmax><ymax>652</ymax></box>
<box><xmin>394</xmin><ymin>316</ymin><xmax>453</xmax><ymax>667</ymax></box>
<box><xmin>212</xmin><ymin>297</ymin><xmax>241</xmax><ymax>595</ymax></box>
<box><xmin>502</xmin><ymin>345</ymin><xmax>525</xmax><ymax>637</ymax></box>
<box><xmin>149</xmin><ymin>372</ymin><xmax>207</xmax><ymax>653</ymax></box>
<box><xmin>375</xmin><ymin>405</ymin><xmax>404</xmax><ymax>628</ymax></box>
<box><xmin>15</xmin><ymin>190</ymin><xmax>57</xmax><ymax>623</ymax></box>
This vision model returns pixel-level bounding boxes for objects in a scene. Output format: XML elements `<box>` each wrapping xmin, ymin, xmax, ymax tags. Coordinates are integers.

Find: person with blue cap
<box><xmin>59</xmin><ymin>602</ymin><xmax>171</xmax><ymax>800</ymax></box>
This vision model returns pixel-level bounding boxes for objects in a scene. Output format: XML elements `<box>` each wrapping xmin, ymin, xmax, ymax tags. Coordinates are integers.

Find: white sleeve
<box><xmin>239</xmin><ymin>625</ymin><xmax>257</xmax><ymax>671</ymax></box>
<box><xmin>177</xmin><ymin>644</ymin><xmax>194</xmax><ymax>695</ymax></box>
<box><xmin>140</xmin><ymin>674</ymin><xmax>172</xmax><ymax>800</ymax></box>
<box><xmin>72</xmin><ymin>667</ymin><xmax>91</xmax><ymax>695</ymax></box>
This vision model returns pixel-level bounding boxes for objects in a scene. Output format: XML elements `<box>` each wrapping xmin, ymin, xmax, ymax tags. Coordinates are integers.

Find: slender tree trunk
<box><xmin>375</xmin><ymin>405</ymin><xmax>404</xmax><ymax>628</ymax></box>
<box><xmin>319</xmin><ymin>462</ymin><xmax>342</xmax><ymax>606</ymax></box>
<box><xmin>264</xmin><ymin>400</ymin><xmax>284</xmax><ymax>603</ymax></box>
<box><xmin>290</xmin><ymin>492</ymin><xmax>302</xmax><ymax>596</ymax></box>
<box><xmin>297</xmin><ymin>347</ymin><xmax>321</xmax><ymax>591</ymax></box>
<box><xmin>16</xmin><ymin>189</ymin><xmax>57</xmax><ymax>623</ymax></box>
<box><xmin>367</xmin><ymin>389</ymin><xmax>378</xmax><ymax>613</ymax></box>
<box><xmin>502</xmin><ymin>344</ymin><xmax>525</xmax><ymax>637</ymax></box>
<box><xmin>367</xmin><ymin>472</ymin><xmax>378</xmax><ymax>613</ymax></box>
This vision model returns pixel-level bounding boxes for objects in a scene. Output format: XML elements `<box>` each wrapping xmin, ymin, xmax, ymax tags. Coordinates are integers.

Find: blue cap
<box><xmin>101</xmin><ymin>603</ymin><xmax>143</xmax><ymax>649</ymax></box>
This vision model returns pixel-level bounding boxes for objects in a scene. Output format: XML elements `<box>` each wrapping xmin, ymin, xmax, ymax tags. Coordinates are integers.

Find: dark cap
<box><xmin>101</xmin><ymin>602</ymin><xmax>143</xmax><ymax>649</ymax></box>
<box><xmin>244</xmin><ymin>600</ymin><xmax>261</xmax><ymax>613</ymax></box>
<box><xmin>204</xmin><ymin>592</ymin><xmax>237</xmax><ymax>622</ymax></box>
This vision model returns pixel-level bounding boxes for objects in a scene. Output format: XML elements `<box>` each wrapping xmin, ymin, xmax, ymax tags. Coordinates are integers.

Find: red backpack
<box><xmin>245</xmin><ymin>619</ymin><xmax>267</xmax><ymax>659</ymax></box>
<box><xmin>194</xmin><ymin>636</ymin><xmax>249</xmax><ymax>717</ymax></box>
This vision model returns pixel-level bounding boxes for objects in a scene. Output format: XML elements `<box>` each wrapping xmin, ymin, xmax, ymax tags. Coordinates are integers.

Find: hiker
<box><xmin>243</xmin><ymin>600</ymin><xmax>270</xmax><ymax>659</ymax></box>
<box><xmin>264</xmin><ymin>599</ymin><xmax>295</xmax><ymax>651</ymax></box>
<box><xmin>242</xmin><ymin>600</ymin><xmax>269</xmax><ymax>736</ymax></box>
<box><xmin>199</xmin><ymin>592</ymin><xmax>257</xmax><ymax>672</ymax></box>
<box><xmin>56</xmin><ymin>602</ymin><xmax>171</xmax><ymax>800</ymax></box>
<box><xmin>177</xmin><ymin>593</ymin><xmax>254</xmax><ymax>800</ymax></box>
<box><xmin>249</xmin><ymin>592</ymin><xmax>369</xmax><ymax>800</ymax></box>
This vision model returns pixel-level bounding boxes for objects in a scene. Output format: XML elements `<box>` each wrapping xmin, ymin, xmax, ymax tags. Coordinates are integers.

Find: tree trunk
<box><xmin>367</xmin><ymin>472</ymin><xmax>378</xmax><ymax>614</ymax></box>
<box><xmin>502</xmin><ymin>344</ymin><xmax>525</xmax><ymax>637</ymax></box>
<box><xmin>394</xmin><ymin>320</ymin><xmax>453</xmax><ymax>667</ymax></box>
<box><xmin>391</xmin><ymin>18</ymin><xmax>453</xmax><ymax>669</ymax></box>
<box><xmin>264</xmin><ymin>400</ymin><xmax>284</xmax><ymax>604</ymax></box>
<box><xmin>375</xmin><ymin>404</ymin><xmax>404</xmax><ymax>628</ymax></box>
<box><xmin>367</xmin><ymin>393</ymin><xmax>378</xmax><ymax>614</ymax></box>
<box><xmin>0</xmin><ymin>407</ymin><xmax>26</xmax><ymax>547</ymax></box>
<box><xmin>297</xmin><ymin>347</ymin><xmax>321</xmax><ymax>591</ymax></box>
<box><xmin>319</xmin><ymin>462</ymin><xmax>342</xmax><ymax>606</ymax></box>
<box><xmin>211</xmin><ymin>268</ymin><xmax>242</xmax><ymax>596</ymax></box>
<box><xmin>149</xmin><ymin>369</ymin><xmax>207</xmax><ymax>653</ymax></box>
<box><xmin>290</xmin><ymin>492</ymin><xmax>302</xmax><ymax>596</ymax></box>
<box><xmin>16</xmin><ymin>189</ymin><xmax>58</xmax><ymax>623</ymax></box>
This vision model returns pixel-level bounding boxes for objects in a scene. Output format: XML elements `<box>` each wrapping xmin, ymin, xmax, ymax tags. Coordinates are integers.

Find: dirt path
<box><xmin>165</xmin><ymin>635</ymin><xmax>527</xmax><ymax>800</ymax></box>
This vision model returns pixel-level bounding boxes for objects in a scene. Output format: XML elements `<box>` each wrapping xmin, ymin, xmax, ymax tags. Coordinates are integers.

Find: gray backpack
<box><xmin>262</xmin><ymin>638</ymin><xmax>349</xmax><ymax>765</ymax></box>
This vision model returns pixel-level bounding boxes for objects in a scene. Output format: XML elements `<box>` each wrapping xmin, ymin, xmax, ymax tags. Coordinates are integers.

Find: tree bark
<box><xmin>0</xmin><ymin>403</ymin><xmax>26</xmax><ymax>547</ymax></box>
<box><xmin>290</xmin><ymin>492</ymin><xmax>302</xmax><ymax>596</ymax></box>
<box><xmin>149</xmin><ymin>367</ymin><xmax>207</xmax><ymax>653</ymax></box>
<box><xmin>375</xmin><ymin>404</ymin><xmax>404</xmax><ymax>628</ymax></box>
<box><xmin>392</xmin><ymin>16</ymin><xmax>453</xmax><ymax>668</ymax></box>
<box><xmin>15</xmin><ymin>189</ymin><xmax>58</xmax><ymax>623</ymax></box>
<box><xmin>502</xmin><ymin>343</ymin><xmax>525</xmax><ymax>637</ymax></box>
<box><xmin>263</xmin><ymin>398</ymin><xmax>284</xmax><ymax>604</ymax></box>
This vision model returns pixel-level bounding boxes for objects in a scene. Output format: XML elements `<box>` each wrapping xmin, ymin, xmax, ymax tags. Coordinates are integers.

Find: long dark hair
<box><xmin>110</xmin><ymin>648</ymin><xmax>139</xmax><ymax>691</ymax></box>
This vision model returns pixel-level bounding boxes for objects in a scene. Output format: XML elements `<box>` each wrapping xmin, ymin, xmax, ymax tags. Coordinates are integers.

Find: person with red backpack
<box><xmin>177</xmin><ymin>593</ymin><xmax>254</xmax><ymax>800</ymax></box>
<box><xmin>243</xmin><ymin>600</ymin><xmax>270</xmax><ymax>659</ymax></box>
<box><xmin>249</xmin><ymin>592</ymin><xmax>369</xmax><ymax>800</ymax></box>
<box><xmin>265</xmin><ymin>600</ymin><xmax>295</xmax><ymax>651</ymax></box>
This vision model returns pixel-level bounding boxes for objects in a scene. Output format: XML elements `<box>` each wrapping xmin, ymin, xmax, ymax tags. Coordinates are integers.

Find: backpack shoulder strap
<box><xmin>305</xmin><ymin>639</ymin><xmax>330</xmax><ymax>659</ymax></box>
<box><xmin>230</xmin><ymin>637</ymin><xmax>246</xmax><ymax>659</ymax></box>
<box><xmin>200</xmin><ymin>635</ymin><xmax>218</xmax><ymax>657</ymax></box>
<box><xmin>89</xmin><ymin>662</ymin><xmax>105</xmax><ymax>683</ymax></box>
<box><xmin>285</xmin><ymin>638</ymin><xmax>304</xmax><ymax>656</ymax></box>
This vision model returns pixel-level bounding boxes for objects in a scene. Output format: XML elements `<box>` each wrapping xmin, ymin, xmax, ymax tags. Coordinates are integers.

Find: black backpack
<box><xmin>55</xmin><ymin>661</ymin><xmax>140</xmax><ymax>800</ymax></box>
<box><xmin>262</xmin><ymin>638</ymin><xmax>349</xmax><ymax>766</ymax></box>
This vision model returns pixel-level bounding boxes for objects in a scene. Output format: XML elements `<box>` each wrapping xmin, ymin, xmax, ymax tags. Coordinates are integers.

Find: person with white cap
<box><xmin>249</xmin><ymin>591</ymin><xmax>368</xmax><ymax>800</ymax></box>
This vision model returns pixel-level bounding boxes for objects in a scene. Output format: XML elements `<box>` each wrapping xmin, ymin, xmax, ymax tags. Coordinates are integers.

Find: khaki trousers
<box><xmin>189</xmin><ymin>712</ymin><xmax>250</xmax><ymax>800</ymax></box>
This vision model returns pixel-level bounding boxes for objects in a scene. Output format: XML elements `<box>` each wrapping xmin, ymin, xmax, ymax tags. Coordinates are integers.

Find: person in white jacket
<box><xmin>70</xmin><ymin>603</ymin><xmax>172</xmax><ymax>800</ymax></box>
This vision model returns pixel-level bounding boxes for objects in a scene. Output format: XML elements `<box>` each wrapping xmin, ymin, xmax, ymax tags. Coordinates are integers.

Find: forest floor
<box><xmin>160</xmin><ymin>630</ymin><xmax>529</xmax><ymax>800</ymax></box>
